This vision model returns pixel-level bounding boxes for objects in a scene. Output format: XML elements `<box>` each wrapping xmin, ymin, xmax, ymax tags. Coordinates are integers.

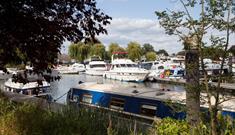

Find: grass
<box><xmin>0</xmin><ymin>93</ymin><xmax>151</xmax><ymax>135</ymax></box>
<box><xmin>1</xmin><ymin>92</ymin><xmax>235</xmax><ymax>135</ymax></box>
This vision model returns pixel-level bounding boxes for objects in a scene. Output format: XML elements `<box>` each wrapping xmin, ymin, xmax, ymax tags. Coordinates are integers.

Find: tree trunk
<box><xmin>185</xmin><ymin>49</ymin><xmax>201</xmax><ymax>126</ymax></box>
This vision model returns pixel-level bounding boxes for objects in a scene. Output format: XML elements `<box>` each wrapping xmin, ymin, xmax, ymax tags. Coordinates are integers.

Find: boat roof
<box><xmin>112</xmin><ymin>59</ymin><xmax>136</xmax><ymax>64</ymax></box>
<box><xmin>89</xmin><ymin>61</ymin><xmax>106</xmax><ymax>65</ymax></box>
<box><xmin>71</xmin><ymin>82</ymin><xmax>235</xmax><ymax>112</ymax></box>
<box><xmin>5</xmin><ymin>79</ymin><xmax>50</xmax><ymax>90</ymax></box>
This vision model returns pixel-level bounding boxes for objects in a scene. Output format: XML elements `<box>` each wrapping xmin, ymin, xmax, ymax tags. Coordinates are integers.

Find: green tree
<box><xmin>229</xmin><ymin>45</ymin><xmax>235</xmax><ymax>56</ymax></box>
<box><xmin>68</xmin><ymin>42</ymin><xmax>90</xmax><ymax>62</ymax></box>
<box><xmin>0</xmin><ymin>0</ymin><xmax>111</xmax><ymax>76</ymax></box>
<box><xmin>108</xmin><ymin>43</ymin><xmax>125</xmax><ymax>59</ymax></box>
<box><xmin>90</xmin><ymin>43</ymin><xmax>106</xmax><ymax>59</ymax></box>
<box><xmin>108</xmin><ymin>43</ymin><xmax>125</xmax><ymax>54</ymax></box>
<box><xmin>156</xmin><ymin>0</ymin><xmax>235</xmax><ymax>133</ymax></box>
<box><xmin>156</xmin><ymin>49</ymin><xmax>169</xmax><ymax>56</ymax></box>
<box><xmin>69</xmin><ymin>43</ymin><xmax>79</xmax><ymax>60</ymax></box>
<box><xmin>142</xmin><ymin>43</ymin><xmax>155</xmax><ymax>55</ymax></box>
<box><xmin>145</xmin><ymin>52</ymin><xmax>157</xmax><ymax>61</ymax></box>
<box><xmin>127</xmin><ymin>42</ymin><xmax>142</xmax><ymax>61</ymax></box>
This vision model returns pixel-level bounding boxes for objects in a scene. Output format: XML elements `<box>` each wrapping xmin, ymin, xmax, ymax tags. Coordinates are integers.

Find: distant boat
<box><xmin>85</xmin><ymin>60</ymin><xmax>107</xmax><ymax>76</ymax></box>
<box><xmin>4</xmin><ymin>75</ymin><xmax>53</xmax><ymax>101</ymax></box>
<box><xmin>84</xmin><ymin>56</ymin><xmax>107</xmax><ymax>76</ymax></box>
<box><xmin>56</xmin><ymin>63</ymin><xmax>85</xmax><ymax>74</ymax></box>
<box><xmin>147</xmin><ymin>61</ymin><xmax>184</xmax><ymax>81</ymax></box>
<box><xmin>103</xmin><ymin>52</ymin><xmax>149</xmax><ymax>82</ymax></box>
<box><xmin>67</xmin><ymin>82</ymin><xmax>235</xmax><ymax>120</ymax></box>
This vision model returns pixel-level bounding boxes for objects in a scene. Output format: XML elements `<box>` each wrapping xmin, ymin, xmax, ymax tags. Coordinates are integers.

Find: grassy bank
<box><xmin>1</xmin><ymin>93</ymin><xmax>235</xmax><ymax>135</ymax></box>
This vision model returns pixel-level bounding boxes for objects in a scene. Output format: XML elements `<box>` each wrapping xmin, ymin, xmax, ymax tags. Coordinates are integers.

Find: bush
<box><xmin>149</xmin><ymin>118</ymin><xmax>189</xmax><ymax>135</ymax></box>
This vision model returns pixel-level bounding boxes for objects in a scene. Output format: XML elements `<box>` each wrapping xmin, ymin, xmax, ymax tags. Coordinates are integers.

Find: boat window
<box><xmin>109</xmin><ymin>98</ymin><xmax>125</xmax><ymax>111</ymax></box>
<box><xmin>177</xmin><ymin>70</ymin><xmax>184</xmax><ymax>75</ymax></box>
<box><xmin>120</xmin><ymin>64</ymin><xmax>126</xmax><ymax>67</ymax></box>
<box><xmin>126</xmin><ymin>64</ymin><xmax>132</xmax><ymax>67</ymax></box>
<box><xmin>116</xmin><ymin>64</ymin><xmax>120</xmax><ymax>68</ymax></box>
<box><xmin>140</xmin><ymin>104</ymin><xmax>157</xmax><ymax>117</ymax></box>
<box><xmin>158</xmin><ymin>66</ymin><xmax>164</xmax><ymax>70</ymax></box>
<box><xmin>90</xmin><ymin>64</ymin><xmax>106</xmax><ymax>68</ymax></box>
<box><xmin>81</xmin><ymin>93</ymin><xmax>93</xmax><ymax>104</ymax></box>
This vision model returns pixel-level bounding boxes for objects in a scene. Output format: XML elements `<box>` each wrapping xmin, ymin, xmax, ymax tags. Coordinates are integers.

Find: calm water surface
<box><xmin>50</xmin><ymin>73</ymin><xmax>185</xmax><ymax>103</ymax></box>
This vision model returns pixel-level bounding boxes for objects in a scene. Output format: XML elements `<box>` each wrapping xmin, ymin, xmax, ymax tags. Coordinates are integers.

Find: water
<box><xmin>50</xmin><ymin>73</ymin><xmax>185</xmax><ymax>104</ymax></box>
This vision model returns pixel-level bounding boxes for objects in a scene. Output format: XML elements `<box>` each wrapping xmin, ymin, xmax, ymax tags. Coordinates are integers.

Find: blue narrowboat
<box><xmin>67</xmin><ymin>82</ymin><xmax>235</xmax><ymax>120</ymax></box>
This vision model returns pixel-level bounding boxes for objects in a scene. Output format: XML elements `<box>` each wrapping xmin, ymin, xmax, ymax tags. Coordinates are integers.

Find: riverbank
<box><xmin>0</xmin><ymin>90</ymin><xmax>153</xmax><ymax>135</ymax></box>
<box><xmin>1</xmin><ymin>90</ymin><xmax>235</xmax><ymax>135</ymax></box>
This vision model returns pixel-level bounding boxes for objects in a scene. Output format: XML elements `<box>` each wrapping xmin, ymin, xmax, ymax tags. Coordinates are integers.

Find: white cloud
<box><xmin>61</xmin><ymin>17</ymin><xmax>235</xmax><ymax>54</ymax></box>
<box><xmin>98</xmin><ymin>18</ymin><xmax>183</xmax><ymax>54</ymax></box>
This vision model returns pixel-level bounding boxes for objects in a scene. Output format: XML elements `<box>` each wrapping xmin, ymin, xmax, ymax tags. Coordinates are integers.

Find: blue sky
<box><xmin>61</xmin><ymin>0</ymin><xmax>235</xmax><ymax>54</ymax></box>
<box><xmin>96</xmin><ymin>0</ymin><xmax>176</xmax><ymax>19</ymax></box>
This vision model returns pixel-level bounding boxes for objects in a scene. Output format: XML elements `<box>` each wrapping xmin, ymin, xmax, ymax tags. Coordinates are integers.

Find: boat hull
<box><xmin>85</xmin><ymin>69</ymin><xmax>106</xmax><ymax>76</ymax></box>
<box><xmin>104</xmin><ymin>71</ymin><xmax>148</xmax><ymax>82</ymax></box>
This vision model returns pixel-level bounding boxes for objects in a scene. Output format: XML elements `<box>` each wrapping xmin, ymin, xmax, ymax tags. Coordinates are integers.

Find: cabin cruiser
<box><xmin>4</xmin><ymin>72</ymin><xmax>53</xmax><ymax>101</ymax></box>
<box><xmin>202</xmin><ymin>59</ymin><xmax>229</xmax><ymax>75</ymax></box>
<box><xmin>85</xmin><ymin>61</ymin><xmax>107</xmax><ymax>76</ymax></box>
<box><xmin>56</xmin><ymin>63</ymin><xmax>85</xmax><ymax>74</ymax></box>
<box><xmin>147</xmin><ymin>61</ymin><xmax>184</xmax><ymax>81</ymax></box>
<box><xmin>103</xmin><ymin>56</ymin><xmax>149</xmax><ymax>82</ymax></box>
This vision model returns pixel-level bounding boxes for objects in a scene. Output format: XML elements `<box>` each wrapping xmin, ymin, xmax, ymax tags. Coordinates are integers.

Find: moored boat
<box><xmin>67</xmin><ymin>82</ymin><xmax>235</xmax><ymax>120</ymax></box>
<box><xmin>103</xmin><ymin>52</ymin><xmax>149</xmax><ymax>82</ymax></box>
<box><xmin>85</xmin><ymin>60</ymin><xmax>107</xmax><ymax>76</ymax></box>
<box><xmin>4</xmin><ymin>78</ymin><xmax>53</xmax><ymax>101</ymax></box>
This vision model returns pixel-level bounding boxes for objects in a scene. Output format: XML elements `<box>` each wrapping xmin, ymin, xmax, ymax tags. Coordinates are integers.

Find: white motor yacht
<box><xmin>4</xmin><ymin>77</ymin><xmax>52</xmax><ymax>101</ymax></box>
<box><xmin>85</xmin><ymin>61</ymin><xmax>107</xmax><ymax>76</ymax></box>
<box><xmin>147</xmin><ymin>61</ymin><xmax>184</xmax><ymax>81</ymax></box>
<box><xmin>103</xmin><ymin>57</ymin><xmax>149</xmax><ymax>82</ymax></box>
<box><xmin>56</xmin><ymin>63</ymin><xmax>85</xmax><ymax>74</ymax></box>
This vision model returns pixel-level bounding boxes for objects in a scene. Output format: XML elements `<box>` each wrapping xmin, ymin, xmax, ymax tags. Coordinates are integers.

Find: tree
<box><xmin>127</xmin><ymin>42</ymin><xmax>142</xmax><ymax>61</ymax></box>
<box><xmin>229</xmin><ymin>45</ymin><xmax>235</xmax><ymax>56</ymax></box>
<box><xmin>156</xmin><ymin>0</ymin><xmax>235</xmax><ymax>134</ymax></box>
<box><xmin>90</xmin><ymin>43</ymin><xmax>106</xmax><ymax>59</ymax></box>
<box><xmin>0</xmin><ymin>0</ymin><xmax>111</xmax><ymax>77</ymax></box>
<box><xmin>142</xmin><ymin>43</ymin><xmax>155</xmax><ymax>55</ymax></box>
<box><xmin>108</xmin><ymin>43</ymin><xmax>125</xmax><ymax>57</ymax></box>
<box><xmin>156</xmin><ymin>49</ymin><xmax>169</xmax><ymax>56</ymax></box>
<box><xmin>108</xmin><ymin>43</ymin><xmax>125</xmax><ymax>54</ymax></box>
<box><xmin>145</xmin><ymin>52</ymin><xmax>157</xmax><ymax>61</ymax></box>
<box><xmin>68</xmin><ymin>42</ymin><xmax>90</xmax><ymax>62</ymax></box>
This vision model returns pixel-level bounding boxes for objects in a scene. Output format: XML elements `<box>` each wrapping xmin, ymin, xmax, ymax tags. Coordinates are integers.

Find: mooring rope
<box><xmin>53</xmin><ymin>92</ymin><xmax>68</xmax><ymax>102</ymax></box>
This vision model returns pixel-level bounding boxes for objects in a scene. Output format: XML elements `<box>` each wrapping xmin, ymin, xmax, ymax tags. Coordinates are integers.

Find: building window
<box><xmin>109</xmin><ymin>97</ymin><xmax>125</xmax><ymax>111</ymax></box>
<box><xmin>140</xmin><ymin>104</ymin><xmax>157</xmax><ymax>117</ymax></box>
<box><xmin>81</xmin><ymin>93</ymin><xmax>92</xmax><ymax>104</ymax></box>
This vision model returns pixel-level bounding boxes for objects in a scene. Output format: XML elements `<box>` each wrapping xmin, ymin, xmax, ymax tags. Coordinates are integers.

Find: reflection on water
<box><xmin>51</xmin><ymin>73</ymin><xmax>185</xmax><ymax>104</ymax></box>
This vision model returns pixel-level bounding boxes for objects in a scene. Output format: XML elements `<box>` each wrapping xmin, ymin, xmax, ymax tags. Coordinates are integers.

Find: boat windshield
<box><xmin>125</xmin><ymin>64</ymin><xmax>138</xmax><ymax>67</ymax></box>
<box><xmin>90</xmin><ymin>64</ymin><xmax>106</xmax><ymax>68</ymax></box>
<box><xmin>115</xmin><ymin>64</ymin><xmax>138</xmax><ymax>68</ymax></box>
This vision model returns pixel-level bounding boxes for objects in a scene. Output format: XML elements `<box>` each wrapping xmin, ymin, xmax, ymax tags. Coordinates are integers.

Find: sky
<box><xmin>61</xmin><ymin>0</ymin><xmax>235</xmax><ymax>54</ymax></box>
